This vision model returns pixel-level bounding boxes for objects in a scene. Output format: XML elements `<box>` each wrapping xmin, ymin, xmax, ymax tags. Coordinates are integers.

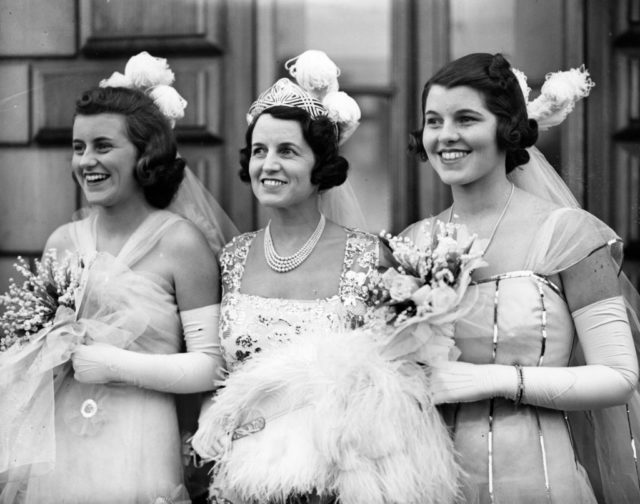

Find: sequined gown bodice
<box><xmin>405</xmin><ymin>207</ymin><xmax>640</xmax><ymax>504</ymax></box>
<box><xmin>219</xmin><ymin>228</ymin><xmax>381</xmax><ymax>372</ymax></box>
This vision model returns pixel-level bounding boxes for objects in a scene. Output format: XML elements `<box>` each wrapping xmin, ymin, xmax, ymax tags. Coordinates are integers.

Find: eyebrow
<box><xmin>425</xmin><ymin>108</ymin><xmax>483</xmax><ymax>115</ymax></box>
<box><xmin>251</xmin><ymin>141</ymin><xmax>300</xmax><ymax>148</ymax></box>
<box><xmin>72</xmin><ymin>135</ymin><xmax>114</xmax><ymax>143</ymax></box>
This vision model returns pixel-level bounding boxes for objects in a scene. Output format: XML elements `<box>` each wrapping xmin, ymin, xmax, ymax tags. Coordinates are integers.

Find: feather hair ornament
<box><xmin>99</xmin><ymin>51</ymin><xmax>187</xmax><ymax>128</ymax></box>
<box><xmin>247</xmin><ymin>49</ymin><xmax>361</xmax><ymax>145</ymax></box>
<box><xmin>514</xmin><ymin>65</ymin><xmax>594</xmax><ymax>130</ymax></box>
<box><xmin>192</xmin><ymin>328</ymin><xmax>461</xmax><ymax>504</ymax></box>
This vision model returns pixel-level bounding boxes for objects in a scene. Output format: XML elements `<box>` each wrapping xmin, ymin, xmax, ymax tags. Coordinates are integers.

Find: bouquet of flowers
<box><xmin>369</xmin><ymin>220</ymin><xmax>486</xmax><ymax>363</ymax></box>
<box><xmin>0</xmin><ymin>249</ymin><xmax>85</xmax><ymax>351</ymax></box>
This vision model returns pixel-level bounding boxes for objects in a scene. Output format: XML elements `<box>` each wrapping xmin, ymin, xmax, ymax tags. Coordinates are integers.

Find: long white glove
<box><xmin>72</xmin><ymin>305</ymin><xmax>224</xmax><ymax>393</ymax></box>
<box><xmin>431</xmin><ymin>296</ymin><xmax>638</xmax><ymax>410</ymax></box>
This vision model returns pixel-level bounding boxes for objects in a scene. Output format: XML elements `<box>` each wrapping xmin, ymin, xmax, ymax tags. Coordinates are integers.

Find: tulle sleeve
<box><xmin>523</xmin><ymin>207</ymin><xmax>623</xmax><ymax>275</ymax></box>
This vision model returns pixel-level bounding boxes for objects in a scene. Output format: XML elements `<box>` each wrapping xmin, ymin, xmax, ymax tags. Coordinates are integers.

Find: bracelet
<box><xmin>514</xmin><ymin>364</ymin><xmax>525</xmax><ymax>407</ymax></box>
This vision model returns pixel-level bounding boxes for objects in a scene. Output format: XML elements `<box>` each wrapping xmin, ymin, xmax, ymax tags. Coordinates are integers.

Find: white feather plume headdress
<box><xmin>247</xmin><ymin>49</ymin><xmax>361</xmax><ymax>145</ymax></box>
<box><xmin>99</xmin><ymin>51</ymin><xmax>188</xmax><ymax>128</ymax></box>
<box><xmin>512</xmin><ymin>64</ymin><xmax>594</xmax><ymax>131</ymax></box>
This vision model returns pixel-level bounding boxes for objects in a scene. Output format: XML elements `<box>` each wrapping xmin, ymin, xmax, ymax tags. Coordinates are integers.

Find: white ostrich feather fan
<box><xmin>192</xmin><ymin>327</ymin><xmax>461</xmax><ymax>504</ymax></box>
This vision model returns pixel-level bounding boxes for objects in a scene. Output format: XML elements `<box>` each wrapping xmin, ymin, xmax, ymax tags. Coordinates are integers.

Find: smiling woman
<box><xmin>403</xmin><ymin>52</ymin><xmax>640</xmax><ymax>503</ymax></box>
<box><xmin>0</xmin><ymin>54</ymin><xmax>237</xmax><ymax>504</ymax></box>
<box><xmin>192</xmin><ymin>50</ymin><xmax>393</xmax><ymax>504</ymax></box>
<box><xmin>72</xmin><ymin>113</ymin><xmax>141</xmax><ymax>210</ymax></box>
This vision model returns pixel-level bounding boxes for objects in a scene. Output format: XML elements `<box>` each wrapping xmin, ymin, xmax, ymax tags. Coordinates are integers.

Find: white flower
<box><xmin>430</xmin><ymin>285</ymin><xmax>458</xmax><ymax>312</ymax></box>
<box><xmin>382</xmin><ymin>269</ymin><xmax>421</xmax><ymax>302</ymax></box>
<box><xmin>410</xmin><ymin>284</ymin><xmax>432</xmax><ymax>307</ymax></box>
<box><xmin>289</xmin><ymin>50</ymin><xmax>340</xmax><ymax>100</ymax></box>
<box><xmin>99</xmin><ymin>71</ymin><xmax>131</xmax><ymax>89</ymax></box>
<box><xmin>323</xmin><ymin>91</ymin><xmax>361</xmax><ymax>144</ymax></box>
<box><xmin>148</xmin><ymin>85</ymin><xmax>187</xmax><ymax>127</ymax></box>
<box><xmin>323</xmin><ymin>91</ymin><xmax>361</xmax><ymax>123</ymax></box>
<box><xmin>124</xmin><ymin>51</ymin><xmax>175</xmax><ymax>88</ymax></box>
<box><xmin>433</xmin><ymin>236</ymin><xmax>459</xmax><ymax>261</ymax></box>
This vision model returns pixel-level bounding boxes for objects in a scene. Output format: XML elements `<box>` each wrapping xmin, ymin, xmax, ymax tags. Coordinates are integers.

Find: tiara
<box><xmin>247</xmin><ymin>78</ymin><xmax>328</xmax><ymax>121</ymax></box>
<box><xmin>246</xmin><ymin>50</ymin><xmax>361</xmax><ymax>145</ymax></box>
<box><xmin>99</xmin><ymin>51</ymin><xmax>187</xmax><ymax>128</ymax></box>
<box><xmin>512</xmin><ymin>65</ymin><xmax>594</xmax><ymax>130</ymax></box>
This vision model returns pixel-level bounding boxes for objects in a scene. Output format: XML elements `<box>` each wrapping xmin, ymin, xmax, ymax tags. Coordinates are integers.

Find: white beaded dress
<box><xmin>209</xmin><ymin>227</ymin><xmax>380</xmax><ymax>502</ymax></box>
<box><xmin>218</xmin><ymin>228</ymin><xmax>380</xmax><ymax>372</ymax></box>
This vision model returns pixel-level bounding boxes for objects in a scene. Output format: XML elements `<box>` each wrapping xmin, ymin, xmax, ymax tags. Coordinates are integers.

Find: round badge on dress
<box><xmin>80</xmin><ymin>398</ymin><xmax>98</xmax><ymax>418</ymax></box>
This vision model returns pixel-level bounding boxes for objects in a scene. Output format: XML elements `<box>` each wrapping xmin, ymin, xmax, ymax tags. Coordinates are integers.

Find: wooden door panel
<box><xmin>0</xmin><ymin>149</ymin><xmax>77</xmax><ymax>252</ymax></box>
<box><xmin>32</xmin><ymin>63</ymin><xmax>107</xmax><ymax>144</ymax></box>
<box><xmin>32</xmin><ymin>59</ymin><xmax>223</xmax><ymax>144</ymax></box>
<box><xmin>0</xmin><ymin>63</ymin><xmax>30</xmax><ymax>144</ymax></box>
<box><xmin>79</xmin><ymin>0</ymin><xmax>223</xmax><ymax>56</ymax></box>
<box><xmin>0</xmin><ymin>0</ymin><xmax>76</xmax><ymax>56</ymax></box>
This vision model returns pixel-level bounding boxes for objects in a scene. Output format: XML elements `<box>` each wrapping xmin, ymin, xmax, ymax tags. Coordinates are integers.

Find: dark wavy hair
<box><xmin>409</xmin><ymin>53</ymin><xmax>538</xmax><ymax>173</ymax></box>
<box><xmin>239</xmin><ymin>106</ymin><xmax>348</xmax><ymax>191</ymax></box>
<box><xmin>74</xmin><ymin>86</ymin><xmax>185</xmax><ymax>208</ymax></box>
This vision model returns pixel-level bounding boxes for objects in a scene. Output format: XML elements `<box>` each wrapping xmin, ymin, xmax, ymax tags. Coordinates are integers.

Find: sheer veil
<box><xmin>508</xmin><ymin>146</ymin><xmax>580</xmax><ymax>209</ymax></box>
<box><xmin>169</xmin><ymin>167</ymin><xmax>238</xmax><ymax>255</ymax></box>
<box><xmin>319</xmin><ymin>179</ymin><xmax>368</xmax><ymax>230</ymax></box>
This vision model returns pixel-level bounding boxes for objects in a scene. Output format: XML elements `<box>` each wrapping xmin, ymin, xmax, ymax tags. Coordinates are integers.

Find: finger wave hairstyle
<box><xmin>239</xmin><ymin>105</ymin><xmax>349</xmax><ymax>191</ymax></box>
<box><xmin>409</xmin><ymin>53</ymin><xmax>538</xmax><ymax>173</ymax></box>
<box><xmin>75</xmin><ymin>86</ymin><xmax>185</xmax><ymax>208</ymax></box>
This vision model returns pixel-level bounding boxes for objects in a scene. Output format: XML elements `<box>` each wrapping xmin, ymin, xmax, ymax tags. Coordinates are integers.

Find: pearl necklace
<box><xmin>264</xmin><ymin>214</ymin><xmax>326</xmax><ymax>273</ymax></box>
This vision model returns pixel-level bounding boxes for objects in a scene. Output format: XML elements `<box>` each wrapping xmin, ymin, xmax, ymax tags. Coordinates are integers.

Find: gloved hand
<box><xmin>71</xmin><ymin>304</ymin><xmax>225</xmax><ymax>393</ymax></box>
<box><xmin>430</xmin><ymin>296</ymin><xmax>638</xmax><ymax>410</ymax></box>
<box><xmin>72</xmin><ymin>342</ymin><xmax>125</xmax><ymax>384</ymax></box>
<box><xmin>430</xmin><ymin>360</ymin><xmax>517</xmax><ymax>404</ymax></box>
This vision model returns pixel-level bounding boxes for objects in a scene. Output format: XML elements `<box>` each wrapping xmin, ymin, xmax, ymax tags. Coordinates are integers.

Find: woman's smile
<box><xmin>261</xmin><ymin>178</ymin><xmax>288</xmax><ymax>188</ymax></box>
<box><xmin>83</xmin><ymin>172</ymin><xmax>111</xmax><ymax>185</ymax></box>
<box><xmin>438</xmin><ymin>149</ymin><xmax>470</xmax><ymax>163</ymax></box>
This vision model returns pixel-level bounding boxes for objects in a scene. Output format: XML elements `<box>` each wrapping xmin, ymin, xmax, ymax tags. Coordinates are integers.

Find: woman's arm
<box><xmin>518</xmin><ymin>246</ymin><xmax>637</xmax><ymax>409</ymax></box>
<box><xmin>72</xmin><ymin>221</ymin><xmax>226</xmax><ymax>393</ymax></box>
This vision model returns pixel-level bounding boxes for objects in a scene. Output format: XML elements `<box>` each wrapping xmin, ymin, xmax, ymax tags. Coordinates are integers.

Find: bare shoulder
<box><xmin>160</xmin><ymin>219</ymin><xmax>220</xmax><ymax>308</ymax></box>
<box><xmin>506</xmin><ymin>188</ymin><xmax>561</xmax><ymax>231</ymax></box>
<box><xmin>43</xmin><ymin>223</ymin><xmax>75</xmax><ymax>257</ymax></box>
<box><xmin>159</xmin><ymin>219</ymin><xmax>217</xmax><ymax>265</ymax></box>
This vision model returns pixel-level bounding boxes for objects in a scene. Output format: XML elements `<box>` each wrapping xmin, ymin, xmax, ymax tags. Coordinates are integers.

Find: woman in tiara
<box><xmin>0</xmin><ymin>53</ymin><xmax>236</xmax><ymax>503</ymax></box>
<box><xmin>403</xmin><ymin>52</ymin><xmax>640</xmax><ymax>503</ymax></box>
<box><xmin>191</xmin><ymin>51</ymin><xmax>400</xmax><ymax>503</ymax></box>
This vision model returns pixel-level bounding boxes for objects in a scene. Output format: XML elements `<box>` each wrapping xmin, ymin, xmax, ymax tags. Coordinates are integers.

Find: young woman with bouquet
<box><xmin>404</xmin><ymin>52</ymin><xmax>640</xmax><ymax>503</ymax></box>
<box><xmin>0</xmin><ymin>52</ymin><xmax>236</xmax><ymax>503</ymax></box>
